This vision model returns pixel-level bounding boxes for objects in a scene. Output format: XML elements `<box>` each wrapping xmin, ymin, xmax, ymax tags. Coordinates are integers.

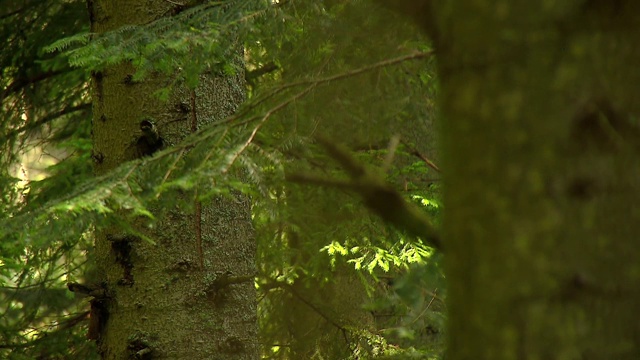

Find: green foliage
<box><xmin>247</xmin><ymin>1</ymin><xmax>444</xmax><ymax>352</ymax></box>
<box><xmin>45</xmin><ymin>1</ymin><xmax>266</xmax><ymax>87</ymax></box>
<box><xmin>1</xmin><ymin>0</ymin><xmax>445</xmax><ymax>358</ymax></box>
<box><xmin>0</xmin><ymin>2</ymin><xmax>95</xmax><ymax>357</ymax></box>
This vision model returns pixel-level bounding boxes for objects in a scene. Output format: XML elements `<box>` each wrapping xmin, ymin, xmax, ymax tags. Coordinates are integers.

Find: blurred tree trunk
<box><xmin>280</xmin><ymin>188</ymin><xmax>375</xmax><ymax>358</ymax></box>
<box><xmin>391</xmin><ymin>1</ymin><xmax>640</xmax><ymax>359</ymax></box>
<box><xmin>282</xmin><ymin>261</ymin><xmax>374</xmax><ymax>359</ymax></box>
<box><xmin>89</xmin><ymin>1</ymin><xmax>258</xmax><ymax>359</ymax></box>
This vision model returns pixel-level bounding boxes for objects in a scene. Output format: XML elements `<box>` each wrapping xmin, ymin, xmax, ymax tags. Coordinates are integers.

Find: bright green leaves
<box><xmin>322</xmin><ymin>238</ymin><xmax>435</xmax><ymax>274</ymax></box>
<box><xmin>412</xmin><ymin>194</ymin><xmax>440</xmax><ymax>209</ymax></box>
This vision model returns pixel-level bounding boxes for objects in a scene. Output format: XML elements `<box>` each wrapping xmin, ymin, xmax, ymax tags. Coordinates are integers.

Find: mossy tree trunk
<box><xmin>391</xmin><ymin>1</ymin><xmax>640</xmax><ymax>359</ymax></box>
<box><xmin>89</xmin><ymin>1</ymin><xmax>258</xmax><ymax>359</ymax></box>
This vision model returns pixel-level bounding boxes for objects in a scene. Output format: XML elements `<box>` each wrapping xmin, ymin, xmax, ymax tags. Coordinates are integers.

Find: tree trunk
<box><xmin>395</xmin><ymin>1</ymin><xmax>640</xmax><ymax>359</ymax></box>
<box><xmin>89</xmin><ymin>1</ymin><xmax>258</xmax><ymax>359</ymax></box>
<box><xmin>282</xmin><ymin>263</ymin><xmax>374</xmax><ymax>359</ymax></box>
<box><xmin>276</xmin><ymin>187</ymin><xmax>375</xmax><ymax>358</ymax></box>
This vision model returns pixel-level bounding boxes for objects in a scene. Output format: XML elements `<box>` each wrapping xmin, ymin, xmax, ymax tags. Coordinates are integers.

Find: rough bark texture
<box><xmin>90</xmin><ymin>1</ymin><xmax>258</xmax><ymax>359</ymax></box>
<box><xmin>395</xmin><ymin>1</ymin><xmax>640</xmax><ymax>359</ymax></box>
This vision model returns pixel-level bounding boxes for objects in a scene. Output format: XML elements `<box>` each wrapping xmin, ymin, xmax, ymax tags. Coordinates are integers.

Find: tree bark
<box><xmin>89</xmin><ymin>1</ymin><xmax>258</xmax><ymax>359</ymax></box>
<box><xmin>396</xmin><ymin>1</ymin><xmax>640</xmax><ymax>359</ymax></box>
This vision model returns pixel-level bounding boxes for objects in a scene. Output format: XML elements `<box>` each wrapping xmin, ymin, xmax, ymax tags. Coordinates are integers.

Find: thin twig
<box><xmin>219</xmin><ymin>50</ymin><xmax>434</xmax><ymax>126</ymax></box>
<box><xmin>158</xmin><ymin>148</ymin><xmax>185</xmax><ymax>190</ymax></box>
<box><xmin>189</xmin><ymin>89</ymin><xmax>204</xmax><ymax>269</ymax></box>
<box><xmin>411</xmin><ymin>288</ymin><xmax>439</xmax><ymax>325</ymax></box>
<box><xmin>402</xmin><ymin>140</ymin><xmax>441</xmax><ymax>173</ymax></box>
<box><xmin>222</xmin><ymin>84</ymin><xmax>317</xmax><ymax>174</ymax></box>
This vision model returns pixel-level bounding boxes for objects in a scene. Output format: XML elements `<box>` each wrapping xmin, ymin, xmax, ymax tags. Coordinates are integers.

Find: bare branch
<box><xmin>288</xmin><ymin>136</ymin><xmax>442</xmax><ymax>250</ymax></box>
<box><xmin>401</xmin><ymin>140</ymin><xmax>441</xmax><ymax>173</ymax></box>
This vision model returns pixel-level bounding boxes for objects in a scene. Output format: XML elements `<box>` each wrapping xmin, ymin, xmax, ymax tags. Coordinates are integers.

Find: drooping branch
<box><xmin>287</xmin><ymin>136</ymin><xmax>442</xmax><ymax>250</ymax></box>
